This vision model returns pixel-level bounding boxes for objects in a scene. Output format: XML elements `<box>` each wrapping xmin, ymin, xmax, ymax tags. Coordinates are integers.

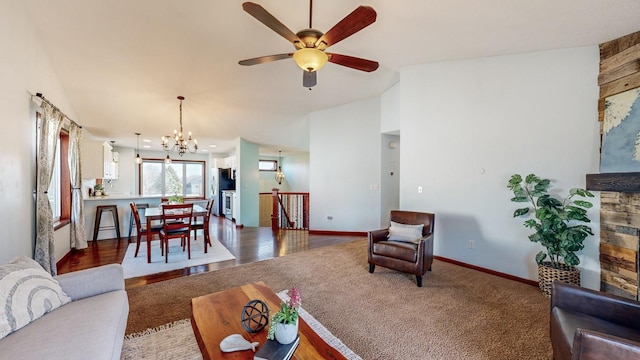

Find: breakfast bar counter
<box><xmin>83</xmin><ymin>195</ymin><xmax>208</xmax><ymax>242</ymax></box>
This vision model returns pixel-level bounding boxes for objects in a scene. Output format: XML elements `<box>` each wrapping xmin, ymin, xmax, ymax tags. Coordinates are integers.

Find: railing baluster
<box><xmin>267</xmin><ymin>189</ymin><xmax>309</xmax><ymax>234</ymax></box>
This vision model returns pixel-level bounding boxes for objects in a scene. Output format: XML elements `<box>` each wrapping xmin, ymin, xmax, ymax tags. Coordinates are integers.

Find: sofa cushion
<box><xmin>551</xmin><ymin>306</ymin><xmax>640</xmax><ymax>359</ymax></box>
<box><xmin>388</xmin><ymin>221</ymin><xmax>424</xmax><ymax>244</ymax></box>
<box><xmin>373</xmin><ymin>240</ymin><xmax>418</xmax><ymax>262</ymax></box>
<box><xmin>0</xmin><ymin>257</ymin><xmax>71</xmax><ymax>340</ymax></box>
<box><xmin>0</xmin><ymin>290</ymin><xmax>128</xmax><ymax>360</ymax></box>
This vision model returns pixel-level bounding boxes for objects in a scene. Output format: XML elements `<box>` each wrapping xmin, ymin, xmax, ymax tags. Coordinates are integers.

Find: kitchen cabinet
<box><xmin>232</xmin><ymin>191</ymin><xmax>238</xmax><ymax>221</ymax></box>
<box><xmin>81</xmin><ymin>139</ymin><xmax>103</xmax><ymax>179</ymax></box>
<box><xmin>102</xmin><ymin>142</ymin><xmax>118</xmax><ymax>180</ymax></box>
<box><xmin>80</xmin><ymin>139</ymin><xmax>118</xmax><ymax>179</ymax></box>
<box><xmin>215</xmin><ymin>155</ymin><xmax>236</xmax><ymax>170</ymax></box>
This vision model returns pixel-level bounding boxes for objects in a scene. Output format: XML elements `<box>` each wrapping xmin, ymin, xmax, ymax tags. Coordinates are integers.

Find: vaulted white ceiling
<box><xmin>22</xmin><ymin>0</ymin><xmax>640</xmax><ymax>155</ymax></box>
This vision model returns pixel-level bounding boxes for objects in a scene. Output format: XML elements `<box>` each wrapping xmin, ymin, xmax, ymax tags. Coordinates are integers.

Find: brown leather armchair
<box><xmin>368</xmin><ymin>210</ymin><xmax>434</xmax><ymax>287</ymax></box>
<box><xmin>550</xmin><ymin>281</ymin><xmax>640</xmax><ymax>360</ymax></box>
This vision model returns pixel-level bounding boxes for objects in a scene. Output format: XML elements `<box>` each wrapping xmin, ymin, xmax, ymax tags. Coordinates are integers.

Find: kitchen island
<box><xmin>84</xmin><ymin>195</ymin><xmax>208</xmax><ymax>242</ymax></box>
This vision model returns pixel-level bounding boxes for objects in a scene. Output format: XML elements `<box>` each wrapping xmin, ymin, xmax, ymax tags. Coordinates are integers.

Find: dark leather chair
<box><xmin>368</xmin><ymin>210</ymin><xmax>434</xmax><ymax>287</ymax></box>
<box><xmin>550</xmin><ymin>281</ymin><xmax>640</xmax><ymax>360</ymax></box>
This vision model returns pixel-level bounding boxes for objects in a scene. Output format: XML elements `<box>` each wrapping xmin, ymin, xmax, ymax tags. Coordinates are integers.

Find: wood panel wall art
<box><xmin>598</xmin><ymin>30</ymin><xmax>640</xmax><ymax>299</ymax></box>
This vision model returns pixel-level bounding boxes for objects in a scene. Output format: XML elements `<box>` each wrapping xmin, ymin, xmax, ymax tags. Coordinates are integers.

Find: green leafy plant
<box><xmin>168</xmin><ymin>194</ymin><xmax>184</xmax><ymax>203</ymax></box>
<box><xmin>267</xmin><ymin>287</ymin><xmax>301</xmax><ymax>340</ymax></box>
<box><xmin>507</xmin><ymin>173</ymin><xmax>594</xmax><ymax>268</ymax></box>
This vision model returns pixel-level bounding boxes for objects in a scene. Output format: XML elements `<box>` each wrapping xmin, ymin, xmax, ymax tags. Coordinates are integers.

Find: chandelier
<box><xmin>162</xmin><ymin>96</ymin><xmax>198</xmax><ymax>156</ymax></box>
<box><xmin>275</xmin><ymin>150</ymin><xmax>285</xmax><ymax>185</ymax></box>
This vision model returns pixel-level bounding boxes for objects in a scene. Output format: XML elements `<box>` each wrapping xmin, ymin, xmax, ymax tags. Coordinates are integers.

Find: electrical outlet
<box><xmin>418</xmin><ymin>186</ymin><xmax>423</xmax><ymax>193</ymax></box>
<box><xmin>468</xmin><ymin>240</ymin><xmax>475</xmax><ymax>250</ymax></box>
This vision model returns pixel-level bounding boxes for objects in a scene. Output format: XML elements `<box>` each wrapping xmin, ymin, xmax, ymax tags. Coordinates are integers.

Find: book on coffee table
<box><xmin>254</xmin><ymin>336</ymin><xmax>300</xmax><ymax>360</ymax></box>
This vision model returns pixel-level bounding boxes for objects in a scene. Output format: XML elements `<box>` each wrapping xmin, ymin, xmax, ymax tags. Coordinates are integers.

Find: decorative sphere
<box><xmin>241</xmin><ymin>299</ymin><xmax>269</xmax><ymax>333</ymax></box>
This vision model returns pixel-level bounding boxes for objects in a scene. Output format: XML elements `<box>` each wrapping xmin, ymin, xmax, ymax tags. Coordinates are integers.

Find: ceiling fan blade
<box><xmin>327</xmin><ymin>53</ymin><xmax>379</xmax><ymax>72</ymax></box>
<box><xmin>239</xmin><ymin>53</ymin><xmax>293</xmax><ymax>66</ymax></box>
<box><xmin>315</xmin><ymin>6</ymin><xmax>376</xmax><ymax>49</ymax></box>
<box><xmin>303</xmin><ymin>71</ymin><xmax>317</xmax><ymax>88</ymax></box>
<box><xmin>242</xmin><ymin>2</ymin><xmax>301</xmax><ymax>44</ymax></box>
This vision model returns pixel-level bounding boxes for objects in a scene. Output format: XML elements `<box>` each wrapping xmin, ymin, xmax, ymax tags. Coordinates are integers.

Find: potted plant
<box><xmin>267</xmin><ymin>287</ymin><xmax>301</xmax><ymax>344</ymax></box>
<box><xmin>167</xmin><ymin>194</ymin><xmax>184</xmax><ymax>204</ymax></box>
<box><xmin>93</xmin><ymin>183</ymin><xmax>105</xmax><ymax>196</ymax></box>
<box><xmin>507</xmin><ymin>173</ymin><xmax>594</xmax><ymax>297</ymax></box>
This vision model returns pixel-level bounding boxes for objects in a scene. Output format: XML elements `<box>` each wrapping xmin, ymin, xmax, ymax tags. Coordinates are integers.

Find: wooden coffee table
<box><xmin>190</xmin><ymin>281</ymin><xmax>348</xmax><ymax>360</ymax></box>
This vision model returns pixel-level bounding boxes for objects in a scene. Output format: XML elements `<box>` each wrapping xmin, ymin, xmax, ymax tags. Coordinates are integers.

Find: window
<box><xmin>259</xmin><ymin>160</ymin><xmax>277</xmax><ymax>171</ymax></box>
<box><xmin>48</xmin><ymin>140</ymin><xmax>61</xmax><ymax>219</ymax></box>
<box><xmin>38</xmin><ymin>112</ymin><xmax>70</xmax><ymax>225</ymax></box>
<box><xmin>139</xmin><ymin>159</ymin><xmax>205</xmax><ymax>199</ymax></box>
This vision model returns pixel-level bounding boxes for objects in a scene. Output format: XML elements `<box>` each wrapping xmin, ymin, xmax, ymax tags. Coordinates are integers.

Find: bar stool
<box><xmin>128</xmin><ymin>203</ymin><xmax>149</xmax><ymax>242</ymax></box>
<box><xmin>92</xmin><ymin>205</ymin><xmax>121</xmax><ymax>243</ymax></box>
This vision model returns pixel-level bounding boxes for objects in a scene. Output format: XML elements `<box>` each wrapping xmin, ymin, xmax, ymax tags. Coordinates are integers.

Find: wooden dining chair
<box><xmin>160</xmin><ymin>203</ymin><xmax>194</xmax><ymax>263</ymax></box>
<box><xmin>129</xmin><ymin>202</ymin><xmax>163</xmax><ymax>257</ymax></box>
<box><xmin>192</xmin><ymin>199</ymin><xmax>214</xmax><ymax>253</ymax></box>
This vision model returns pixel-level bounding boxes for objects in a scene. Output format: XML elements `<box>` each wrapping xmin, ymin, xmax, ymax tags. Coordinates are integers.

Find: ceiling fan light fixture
<box><xmin>293</xmin><ymin>48</ymin><xmax>328</xmax><ymax>72</ymax></box>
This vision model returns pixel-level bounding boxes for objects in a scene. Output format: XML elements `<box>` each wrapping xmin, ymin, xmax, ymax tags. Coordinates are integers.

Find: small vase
<box><xmin>274</xmin><ymin>319</ymin><xmax>298</xmax><ymax>345</ymax></box>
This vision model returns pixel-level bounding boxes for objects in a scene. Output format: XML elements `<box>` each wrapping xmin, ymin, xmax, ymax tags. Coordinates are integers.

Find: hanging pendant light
<box><xmin>275</xmin><ymin>150</ymin><xmax>285</xmax><ymax>185</ymax></box>
<box><xmin>161</xmin><ymin>96</ymin><xmax>198</xmax><ymax>156</ymax></box>
<box><xmin>135</xmin><ymin>132</ymin><xmax>142</xmax><ymax>164</ymax></box>
<box><xmin>165</xmin><ymin>155</ymin><xmax>172</xmax><ymax>164</ymax></box>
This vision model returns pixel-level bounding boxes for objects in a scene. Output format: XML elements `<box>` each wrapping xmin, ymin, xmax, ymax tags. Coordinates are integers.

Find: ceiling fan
<box><xmin>239</xmin><ymin>1</ymin><xmax>379</xmax><ymax>88</ymax></box>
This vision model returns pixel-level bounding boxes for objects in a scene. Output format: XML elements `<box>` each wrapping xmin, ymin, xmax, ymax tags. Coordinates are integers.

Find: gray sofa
<box><xmin>0</xmin><ymin>264</ymin><xmax>129</xmax><ymax>359</ymax></box>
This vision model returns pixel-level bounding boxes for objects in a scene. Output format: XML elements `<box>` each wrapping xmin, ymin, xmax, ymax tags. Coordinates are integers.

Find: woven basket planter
<box><xmin>537</xmin><ymin>262</ymin><xmax>580</xmax><ymax>298</ymax></box>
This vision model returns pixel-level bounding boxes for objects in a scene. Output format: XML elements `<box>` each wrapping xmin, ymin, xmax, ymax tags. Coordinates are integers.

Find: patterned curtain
<box><xmin>34</xmin><ymin>102</ymin><xmax>64</xmax><ymax>275</ymax></box>
<box><xmin>68</xmin><ymin>123</ymin><xmax>87</xmax><ymax>249</ymax></box>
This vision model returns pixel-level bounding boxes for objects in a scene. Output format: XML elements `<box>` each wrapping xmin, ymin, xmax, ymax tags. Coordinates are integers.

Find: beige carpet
<box><xmin>126</xmin><ymin>239</ymin><xmax>552</xmax><ymax>359</ymax></box>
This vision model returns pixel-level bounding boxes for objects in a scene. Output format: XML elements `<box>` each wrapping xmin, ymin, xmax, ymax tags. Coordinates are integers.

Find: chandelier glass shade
<box><xmin>275</xmin><ymin>150</ymin><xmax>285</xmax><ymax>185</ymax></box>
<box><xmin>162</xmin><ymin>96</ymin><xmax>198</xmax><ymax>156</ymax></box>
<box><xmin>293</xmin><ymin>48</ymin><xmax>328</xmax><ymax>72</ymax></box>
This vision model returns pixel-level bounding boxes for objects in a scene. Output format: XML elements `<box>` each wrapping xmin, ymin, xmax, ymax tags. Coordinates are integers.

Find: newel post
<box><xmin>271</xmin><ymin>188</ymin><xmax>279</xmax><ymax>234</ymax></box>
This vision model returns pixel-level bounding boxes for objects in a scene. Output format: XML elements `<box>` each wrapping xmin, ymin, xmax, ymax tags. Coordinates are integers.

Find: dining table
<box><xmin>143</xmin><ymin>204</ymin><xmax>207</xmax><ymax>263</ymax></box>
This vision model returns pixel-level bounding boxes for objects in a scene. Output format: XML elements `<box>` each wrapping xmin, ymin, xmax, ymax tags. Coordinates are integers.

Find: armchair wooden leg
<box><xmin>369</xmin><ymin>264</ymin><xmax>375</xmax><ymax>273</ymax></box>
<box><xmin>416</xmin><ymin>276</ymin><xmax>423</xmax><ymax>287</ymax></box>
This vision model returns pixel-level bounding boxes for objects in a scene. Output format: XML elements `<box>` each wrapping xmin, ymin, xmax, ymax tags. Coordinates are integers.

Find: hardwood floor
<box><xmin>57</xmin><ymin>215</ymin><xmax>364</xmax><ymax>289</ymax></box>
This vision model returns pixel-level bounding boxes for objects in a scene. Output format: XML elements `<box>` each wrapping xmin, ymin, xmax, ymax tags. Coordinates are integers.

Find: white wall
<box><xmin>380</xmin><ymin>134</ymin><xmax>400</xmax><ymax>227</ymax></box>
<box><xmin>283</xmin><ymin>152</ymin><xmax>309</xmax><ymax>192</ymax></box>
<box><xmin>399</xmin><ymin>46</ymin><xmax>601</xmax><ymax>289</ymax></box>
<box><xmin>236</xmin><ymin>138</ymin><xmax>259</xmax><ymax>227</ymax></box>
<box><xmin>0</xmin><ymin>2</ymin><xmax>77</xmax><ymax>263</ymax></box>
<box><xmin>381</xmin><ymin>82</ymin><xmax>401</xmax><ymax>134</ymax></box>
<box><xmin>309</xmin><ymin>97</ymin><xmax>382</xmax><ymax>231</ymax></box>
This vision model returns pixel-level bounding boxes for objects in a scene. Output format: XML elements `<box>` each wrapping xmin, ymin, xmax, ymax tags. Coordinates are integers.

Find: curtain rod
<box><xmin>32</xmin><ymin>92</ymin><xmax>82</xmax><ymax>129</ymax></box>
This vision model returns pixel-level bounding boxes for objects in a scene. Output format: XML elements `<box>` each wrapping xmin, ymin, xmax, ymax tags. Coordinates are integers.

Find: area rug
<box><xmin>126</xmin><ymin>239</ymin><xmax>553</xmax><ymax>359</ymax></box>
<box><xmin>121</xmin><ymin>238</ymin><xmax>235</xmax><ymax>279</ymax></box>
<box><xmin>121</xmin><ymin>291</ymin><xmax>361</xmax><ymax>360</ymax></box>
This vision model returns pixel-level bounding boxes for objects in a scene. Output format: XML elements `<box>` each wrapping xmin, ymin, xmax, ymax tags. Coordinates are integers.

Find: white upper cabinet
<box><xmin>80</xmin><ymin>139</ymin><xmax>118</xmax><ymax>179</ymax></box>
<box><xmin>102</xmin><ymin>142</ymin><xmax>118</xmax><ymax>180</ymax></box>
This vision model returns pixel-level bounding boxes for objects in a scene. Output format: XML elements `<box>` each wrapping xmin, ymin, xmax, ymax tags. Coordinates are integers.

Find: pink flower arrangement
<box><xmin>267</xmin><ymin>287</ymin><xmax>301</xmax><ymax>340</ymax></box>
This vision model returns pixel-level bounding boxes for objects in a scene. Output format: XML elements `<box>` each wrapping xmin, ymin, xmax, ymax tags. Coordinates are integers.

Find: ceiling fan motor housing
<box><xmin>295</xmin><ymin>29</ymin><xmax>324</xmax><ymax>49</ymax></box>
